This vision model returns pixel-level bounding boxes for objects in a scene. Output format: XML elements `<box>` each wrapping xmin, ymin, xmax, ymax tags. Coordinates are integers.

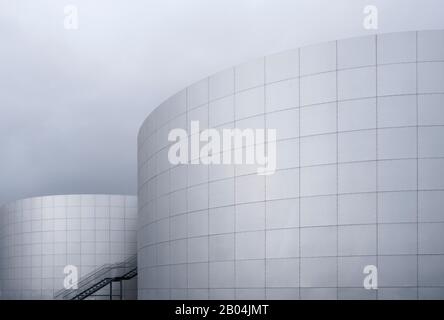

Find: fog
<box><xmin>0</xmin><ymin>0</ymin><xmax>442</xmax><ymax>205</ymax></box>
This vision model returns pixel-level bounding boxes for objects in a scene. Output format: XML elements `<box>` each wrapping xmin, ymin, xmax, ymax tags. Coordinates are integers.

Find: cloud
<box><xmin>1</xmin><ymin>0</ymin><xmax>443</xmax><ymax>205</ymax></box>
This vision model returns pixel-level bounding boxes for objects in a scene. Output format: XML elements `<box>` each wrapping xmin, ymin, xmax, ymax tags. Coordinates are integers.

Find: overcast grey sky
<box><xmin>0</xmin><ymin>0</ymin><xmax>443</xmax><ymax>205</ymax></box>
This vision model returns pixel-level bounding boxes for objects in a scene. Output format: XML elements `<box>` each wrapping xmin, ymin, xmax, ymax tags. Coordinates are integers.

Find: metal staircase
<box><xmin>54</xmin><ymin>255</ymin><xmax>137</xmax><ymax>300</ymax></box>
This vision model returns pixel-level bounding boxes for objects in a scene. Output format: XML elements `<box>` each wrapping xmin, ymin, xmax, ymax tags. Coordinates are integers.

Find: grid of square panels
<box><xmin>0</xmin><ymin>194</ymin><xmax>137</xmax><ymax>300</ymax></box>
<box><xmin>137</xmin><ymin>30</ymin><xmax>444</xmax><ymax>300</ymax></box>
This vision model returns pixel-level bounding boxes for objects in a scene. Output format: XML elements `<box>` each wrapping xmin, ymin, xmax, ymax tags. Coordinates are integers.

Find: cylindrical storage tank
<box><xmin>137</xmin><ymin>30</ymin><xmax>444</xmax><ymax>300</ymax></box>
<box><xmin>0</xmin><ymin>194</ymin><xmax>137</xmax><ymax>300</ymax></box>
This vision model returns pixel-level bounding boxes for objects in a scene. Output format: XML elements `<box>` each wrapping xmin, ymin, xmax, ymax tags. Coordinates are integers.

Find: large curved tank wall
<box><xmin>0</xmin><ymin>194</ymin><xmax>137</xmax><ymax>299</ymax></box>
<box><xmin>137</xmin><ymin>30</ymin><xmax>444</xmax><ymax>300</ymax></box>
